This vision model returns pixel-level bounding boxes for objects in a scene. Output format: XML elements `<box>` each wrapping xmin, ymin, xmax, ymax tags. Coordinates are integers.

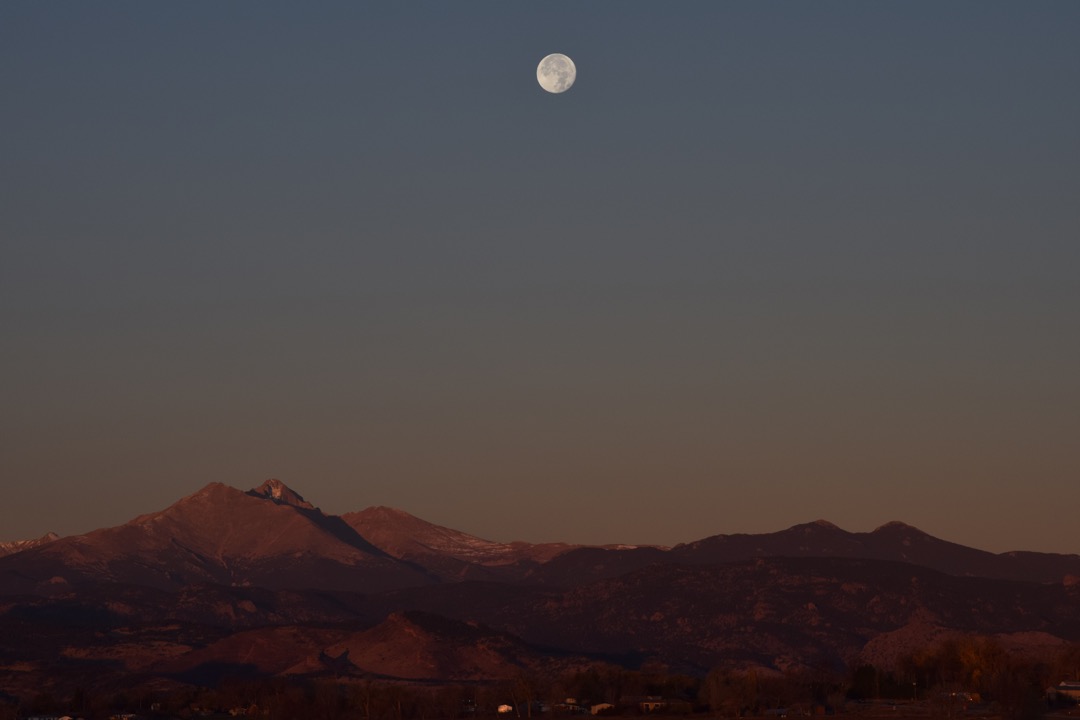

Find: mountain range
<box><xmin>2</xmin><ymin>479</ymin><xmax>1079</xmax><ymax>700</ymax></box>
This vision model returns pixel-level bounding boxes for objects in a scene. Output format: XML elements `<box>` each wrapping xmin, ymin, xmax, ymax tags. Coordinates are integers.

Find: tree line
<box><xmin>6</xmin><ymin>637</ymin><xmax>1080</xmax><ymax>720</ymax></box>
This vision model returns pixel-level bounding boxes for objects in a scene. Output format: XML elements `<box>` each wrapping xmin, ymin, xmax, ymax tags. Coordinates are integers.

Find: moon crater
<box><xmin>537</xmin><ymin>53</ymin><xmax>576</xmax><ymax>94</ymax></box>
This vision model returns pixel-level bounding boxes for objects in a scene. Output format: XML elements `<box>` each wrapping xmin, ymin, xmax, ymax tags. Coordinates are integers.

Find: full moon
<box><xmin>536</xmin><ymin>53</ymin><xmax>576</xmax><ymax>94</ymax></box>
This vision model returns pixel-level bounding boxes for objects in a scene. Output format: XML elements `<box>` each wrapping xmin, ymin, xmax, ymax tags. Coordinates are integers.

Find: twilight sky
<box><xmin>2</xmin><ymin>2</ymin><xmax>1078</xmax><ymax>553</ymax></box>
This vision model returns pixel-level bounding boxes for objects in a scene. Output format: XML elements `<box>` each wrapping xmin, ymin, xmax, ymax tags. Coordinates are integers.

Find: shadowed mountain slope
<box><xmin>670</xmin><ymin>520</ymin><xmax>1080</xmax><ymax>582</ymax></box>
<box><xmin>523</xmin><ymin>520</ymin><xmax>1080</xmax><ymax>587</ymax></box>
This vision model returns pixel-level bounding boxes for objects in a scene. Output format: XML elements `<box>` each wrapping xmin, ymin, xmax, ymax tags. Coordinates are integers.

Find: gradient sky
<box><xmin>2</xmin><ymin>2</ymin><xmax>1079</xmax><ymax>553</ymax></box>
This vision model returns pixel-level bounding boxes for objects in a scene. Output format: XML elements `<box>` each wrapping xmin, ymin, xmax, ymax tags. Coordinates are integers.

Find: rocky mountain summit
<box><xmin>247</xmin><ymin>478</ymin><xmax>316</xmax><ymax>509</ymax></box>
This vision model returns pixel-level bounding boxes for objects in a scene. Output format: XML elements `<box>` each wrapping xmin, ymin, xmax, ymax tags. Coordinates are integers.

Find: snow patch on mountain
<box><xmin>0</xmin><ymin>532</ymin><xmax>60</xmax><ymax>558</ymax></box>
<box><xmin>343</xmin><ymin>506</ymin><xmax>577</xmax><ymax>566</ymax></box>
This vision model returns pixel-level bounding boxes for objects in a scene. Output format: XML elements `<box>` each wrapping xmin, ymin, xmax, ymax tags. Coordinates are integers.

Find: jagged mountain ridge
<box><xmin>0</xmin><ymin>531</ymin><xmax>59</xmax><ymax>558</ymax></box>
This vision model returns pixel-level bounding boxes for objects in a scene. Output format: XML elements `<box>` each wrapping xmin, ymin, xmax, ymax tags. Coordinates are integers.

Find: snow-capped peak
<box><xmin>0</xmin><ymin>531</ymin><xmax>60</xmax><ymax>558</ymax></box>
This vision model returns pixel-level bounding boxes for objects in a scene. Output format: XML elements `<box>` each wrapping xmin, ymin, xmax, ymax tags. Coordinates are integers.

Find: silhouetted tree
<box><xmin>995</xmin><ymin>658</ymin><xmax>1046</xmax><ymax>720</ymax></box>
<box><xmin>700</xmin><ymin>668</ymin><xmax>759</xmax><ymax>717</ymax></box>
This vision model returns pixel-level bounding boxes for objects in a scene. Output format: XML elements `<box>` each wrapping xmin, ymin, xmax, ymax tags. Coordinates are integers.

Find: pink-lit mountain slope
<box><xmin>342</xmin><ymin>506</ymin><xmax>576</xmax><ymax>581</ymax></box>
<box><xmin>0</xmin><ymin>480</ymin><xmax>434</xmax><ymax>595</ymax></box>
<box><xmin>0</xmin><ymin>531</ymin><xmax>59</xmax><ymax>558</ymax></box>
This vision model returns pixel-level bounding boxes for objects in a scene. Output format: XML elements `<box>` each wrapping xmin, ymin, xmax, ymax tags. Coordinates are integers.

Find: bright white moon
<box><xmin>537</xmin><ymin>53</ymin><xmax>576</xmax><ymax>94</ymax></box>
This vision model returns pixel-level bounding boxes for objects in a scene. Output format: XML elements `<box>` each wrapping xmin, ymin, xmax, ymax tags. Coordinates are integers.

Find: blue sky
<box><xmin>2</xmin><ymin>2</ymin><xmax>1078</xmax><ymax>552</ymax></box>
